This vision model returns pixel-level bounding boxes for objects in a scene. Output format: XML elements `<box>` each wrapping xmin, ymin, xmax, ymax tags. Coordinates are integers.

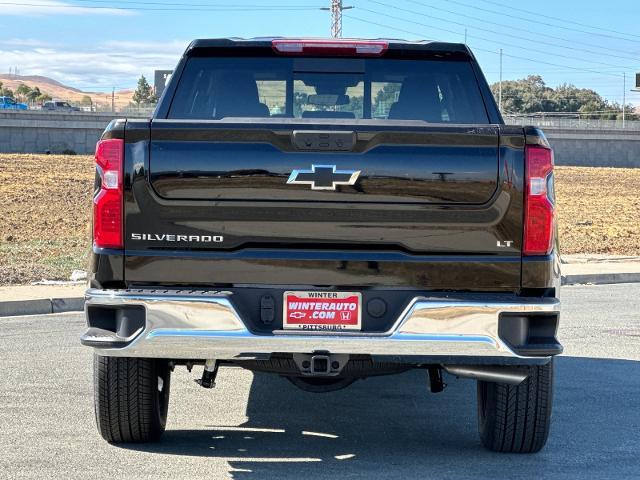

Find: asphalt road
<box><xmin>1</xmin><ymin>284</ymin><xmax>639</xmax><ymax>480</ymax></box>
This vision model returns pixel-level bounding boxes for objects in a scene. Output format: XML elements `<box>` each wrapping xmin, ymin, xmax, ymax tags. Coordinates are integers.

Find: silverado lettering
<box><xmin>130</xmin><ymin>233</ymin><xmax>224</xmax><ymax>242</ymax></box>
<box><xmin>82</xmin><ymin>37</ymin><xmax>562</xmax><ymax>454</ymax></box>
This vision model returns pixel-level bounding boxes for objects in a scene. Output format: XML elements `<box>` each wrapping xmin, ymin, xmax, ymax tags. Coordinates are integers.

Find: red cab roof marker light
<box><xmin>272</xmin><ymin>39</ymin><xmax>388</xmax><ymax>56</ymax></box>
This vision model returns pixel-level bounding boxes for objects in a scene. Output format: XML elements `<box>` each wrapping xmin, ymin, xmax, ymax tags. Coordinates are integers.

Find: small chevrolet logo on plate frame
<box><xmin>286</xmin><ymin>164</ymin><xmax>361</xmax><ymax>191</ymax></box>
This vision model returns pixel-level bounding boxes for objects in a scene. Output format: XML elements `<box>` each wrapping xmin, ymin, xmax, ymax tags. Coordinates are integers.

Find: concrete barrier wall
<box><xmin>1</xmin><ymin>111</ymin><xmax>639</xmax><ymax>166</ymax></box>
<box><xmin>544</xmin><ymin>129</ymin><xmax>640</xmax><ymax>168</ymax></box>
<box><xmin>0</xmin><ymin>111</ymin><xmax>144</xmax><ymax>155</ymax></box>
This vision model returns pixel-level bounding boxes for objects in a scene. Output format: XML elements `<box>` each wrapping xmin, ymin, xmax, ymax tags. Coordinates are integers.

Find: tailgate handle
<box><xmin>292</xmin><ymin>130</ymin><xmax>356</xmax><ymax>151</ymax></box>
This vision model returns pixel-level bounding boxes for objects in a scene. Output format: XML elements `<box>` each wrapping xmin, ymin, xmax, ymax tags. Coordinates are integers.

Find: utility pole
<box><xmin>111</xmin><ymin>88</ymin><xmax>115</xmax><ymax>113</ymax></box>
<box><xmin>499</xmin><ymin>49</ymin><xmax>503</xmax><ymax>113</ymax></box>
<box><xmin>622</xmin><ymin>72</ymin><xmax>626</xmax><ymax>129</ymax></box>
<box><xmin>321</xmin><ymin>0</ymin><xmax>353</xmax><ymax>38</ymax></box>
<box><xmin>464</xmin><ymin>28</ymin><xmax>467</xmax><ymax>44</ymax></box>
<box><xmin>330</xmin><ymin>0</ymin><xmax>343</xmax><ymax>38</ymax></box>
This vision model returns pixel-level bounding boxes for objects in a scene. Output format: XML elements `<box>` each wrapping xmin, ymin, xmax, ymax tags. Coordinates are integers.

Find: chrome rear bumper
<box><xmin>81</xmin><ymin>288</ymin><xmax>560</xmax><ymax>362</ymax></box>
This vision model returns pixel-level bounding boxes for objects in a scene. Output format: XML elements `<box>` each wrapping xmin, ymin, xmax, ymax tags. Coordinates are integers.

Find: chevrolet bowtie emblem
<box><xmin>286</xmin><ymin>164</ymin><xmax>361</xmax><ymax>191</ymax></box>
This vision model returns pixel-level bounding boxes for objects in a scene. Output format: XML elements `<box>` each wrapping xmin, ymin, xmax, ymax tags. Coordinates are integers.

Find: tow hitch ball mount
<box><xmin>293</xmin><ymin>352</ymin><xmax>349</xmax><ymax>376</ymax></box>
<box><xmin>197</xmin><ymin>359</ymin><xmax>219</xmax><ymax>388</ymax></box>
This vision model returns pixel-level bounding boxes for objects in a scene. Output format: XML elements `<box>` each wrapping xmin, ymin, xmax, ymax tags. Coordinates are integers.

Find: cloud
<box><xmin>0</xmin><ymin>40</ymin><xmax>188</xmax><ymax>89</ymax></box>
<box><xmin>1</xmin><ymin>0</ymin><xmax>135</xmax><ymax>16</ymax></box>
<box><xmin>0</xmin><ymin>38</ymin><xmax>53</xmax><ymax>47</ymax></box>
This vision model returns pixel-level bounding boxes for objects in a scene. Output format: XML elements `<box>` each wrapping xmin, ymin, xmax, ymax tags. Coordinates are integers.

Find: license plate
<box><xmin>283</xmin><ymin>291</ymin><xmax>362</xmax><ymax>331</ymax></box>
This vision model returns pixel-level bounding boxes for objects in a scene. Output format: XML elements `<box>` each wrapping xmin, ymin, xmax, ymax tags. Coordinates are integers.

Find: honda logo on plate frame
<box><xmin>286</xmin><ymin>164</ymin><xmax>361</xmax><ymax>191</ymax></box>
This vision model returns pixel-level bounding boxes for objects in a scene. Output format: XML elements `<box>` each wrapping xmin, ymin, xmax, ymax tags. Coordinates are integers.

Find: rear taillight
<box><xmin>524</xmin><ymin>144</ymin><xmax>555</xmax><ymax>256</ymax></box>
<box><xmin>272</xmin><ymin>39</ymin><xmax>388</xmax><ymax>56</ymax></box>
<box><xmin>93</xmin><ymin>138</ymin><xmax>124</xmax><ymax>249</ymax></box>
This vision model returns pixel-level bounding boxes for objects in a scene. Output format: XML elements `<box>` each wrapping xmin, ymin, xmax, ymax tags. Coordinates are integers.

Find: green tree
<box><xmin>372</xmin><ymin>83</ymin><xmax>401</xmax><ymax>118</ymax></box>
<box><xmin>491</xmin><ymin>75</ymin><xmax>555</xmax><ymax>113</ymax></box>
<box><xmin>37</xmin><ymin>93</ymin><xmax>52</xmax><ymax>103</ymax></box>
<box><xmin>132</xmin><ymin>75</ymin><xmax>157</xmax><ymax>105</ymax></box>
<box><xmin>339</xmin><ymin>95</ymin><xmax>364</xmax><ymax>119</ymax></box>
<box><xmin>80</xmin><ymin>95</ymin><xmax>93</xmax><ymax>106</ymax></box>
<box><xmin>293</xmin><ymin>91</ymin><xmax>308</xmax><ymax>117</ymax></box>
<box><xmin>15</xmin><ymin>83</ymin><xmax>32</xmax><ymax>102</ymax></box>
<box><xmin>26</xmin><ymin>86</ymin><xmax>41</xmax><ymax>103</ymax></box>
<box><xmin>0</xmin><ymin>81</ymin><xmax>15</xmax><ymax>99</ymax></box>
<box><xmin>490</xmin><ymin>75</ymin><xmax>636</xmax><ymax>120</ymax></box>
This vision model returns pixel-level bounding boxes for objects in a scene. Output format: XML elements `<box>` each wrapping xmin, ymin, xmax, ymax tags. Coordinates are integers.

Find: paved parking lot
<box><xmin>1</xmin><ymin>284</ymin><xmax>638</xmax><ymax>480</ymax></box>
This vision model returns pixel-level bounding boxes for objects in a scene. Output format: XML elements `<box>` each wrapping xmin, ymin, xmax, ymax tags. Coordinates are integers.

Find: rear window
<box><xmin>167</xmin><ymin>56</ymin><xmax>489</xmax><ymax>123</ymax></box>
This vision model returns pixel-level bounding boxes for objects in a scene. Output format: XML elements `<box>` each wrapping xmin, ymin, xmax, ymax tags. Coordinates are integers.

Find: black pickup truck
<box><xmin>81</xmin><ymin>38</ymin><xmax>561</xmax><ymax>453</ymax></box>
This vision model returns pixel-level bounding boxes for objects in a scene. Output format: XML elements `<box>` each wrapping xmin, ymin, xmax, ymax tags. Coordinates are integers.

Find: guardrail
<box><xmin>95</xmin><ymin>106</ymin><xmax>156</xmax><ymax>116</ymax></box>
<box><xmin>3</xmin><ymin>109</ymin><xmax>639</xmax><ymax>130</ymax></box>
<box><xmin>0</xmin><ymin>110</ymin><xmax>147</xmax><ymax>121</ymax></box>
<box><xmin>504</xmin><ymin>117</ymin><xmax>640</xmax><ymax>130</ymax></box>
<box><xmin>1</xmin><ymin>106</ymin><xmax>156</xmax><ymax>116</ymax></box>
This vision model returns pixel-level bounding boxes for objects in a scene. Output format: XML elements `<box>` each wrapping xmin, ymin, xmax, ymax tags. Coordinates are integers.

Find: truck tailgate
<box><xmin>123</xmin><ymin>121</ymin><xmax>525</xmax><ymax>290</ymax></box>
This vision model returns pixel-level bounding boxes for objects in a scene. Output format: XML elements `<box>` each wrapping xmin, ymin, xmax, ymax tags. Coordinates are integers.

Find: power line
<box><xmin>344</xmin><ymin>14</ymin><xmax>624</xmax><ymax>78</ymax></box>
<box><xmin>354</xmin><ymin>5</ymin><xmax>636</xmax><ymax>71</ymax></box>
<box><xmin>487</xmin><ymin>52</ymin><xmax>622</xmax><ymax>79</ymax></box>
<box><xmin>352</xmin><ymin>8</ymin><xmax>459</xmax><ymax>38</ymax></box>
<box><xmin>473</xmin><ymin>0</ymin><xmax>640</xmax><ymax>40</ymax></box>
<box><xmin>440</xmin><ymin>0</ymin><xmax>640</xmax><ymax>44</ymax></box>
<box><xmin>396</xmin><ymin>0</ymin><xmax>640</xmax><ymax>62</ymax></box>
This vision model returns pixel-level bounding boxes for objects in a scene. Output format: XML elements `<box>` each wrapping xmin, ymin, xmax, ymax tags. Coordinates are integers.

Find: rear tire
<box><xmin>477</xmin><ymin>360</ymin><xmax>554</xmax><ymax>453</ymax></box>
<box><xmin>94</xmin><ymin>355</ymin><xmax>171</xmax><ymax>443</ymax></box>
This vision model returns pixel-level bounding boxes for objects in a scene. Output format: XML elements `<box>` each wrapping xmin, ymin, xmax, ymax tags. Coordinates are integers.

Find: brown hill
<box><xmin>0</xmin><ymin>74</ymin><xmax>133</xmax><ymax>109</ymax></box>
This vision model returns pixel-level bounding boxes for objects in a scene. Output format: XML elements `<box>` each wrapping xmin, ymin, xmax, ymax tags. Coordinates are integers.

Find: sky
<box><xmin>0</xmin><ymin>0</ymin><xmax>639</xmax><ymax>107</ymax></box>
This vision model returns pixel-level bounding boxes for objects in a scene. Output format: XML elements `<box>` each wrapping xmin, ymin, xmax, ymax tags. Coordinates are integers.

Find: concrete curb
<box><xmin>2</xmin><ymin>270</ymin><xmax>640</xmax><ymax>317</ymax></box>
<box><xmin>0</xmin><ymin>297</ymin><xmax>84</xmax><ymax>317</ymax></box>
<box><xmin>561</xmin><ymin>272</ymin><xmax>640</xmax><ymax>286</ymax></box>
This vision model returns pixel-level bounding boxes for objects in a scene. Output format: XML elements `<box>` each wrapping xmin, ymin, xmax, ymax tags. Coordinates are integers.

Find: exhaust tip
<box><xmin>443</xmin><ymin>365</ymin><xmax>528</xmax><ymax>385</ymax></box>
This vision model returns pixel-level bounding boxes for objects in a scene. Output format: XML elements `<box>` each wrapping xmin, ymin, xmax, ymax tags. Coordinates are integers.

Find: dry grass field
<box><xmin>0</xmin><ymin>154</ymin><xmax>639</xmax><ymax>285</ymax></box>
<box><xmin>555</xmin><ymin>167</ymin><xmax>640</xmax><ymax>257</ymax></box>
<box><xmin>0</xmin><ymin>154</ymin><xmax>93</xmax><ymax>285</ymax></box>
